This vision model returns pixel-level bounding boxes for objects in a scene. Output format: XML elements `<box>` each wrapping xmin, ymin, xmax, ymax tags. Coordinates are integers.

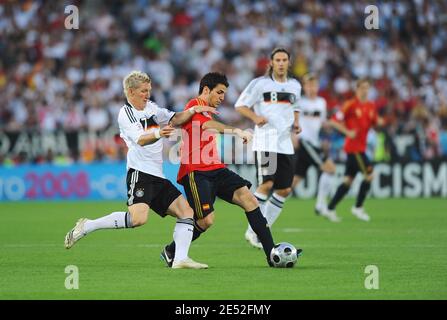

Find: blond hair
<box><xmin>302</xmin><ymin>72</ymin><xmax>318</xmax><ymax>83</ymax></box>
<box><xmin>356</xmin><ymin>78</ymin><xmax>371</xmax><ymax>88</ymax></box>
<box><xmin>123</xmin><ymin>71</ymin><xmax>151</xmax><ymax>99</ymax></box>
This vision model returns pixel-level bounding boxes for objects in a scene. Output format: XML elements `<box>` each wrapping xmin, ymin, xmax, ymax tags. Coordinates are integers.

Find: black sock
<box><xmin>328</xmin><ymin>183</ymin><xmax>350</xmax><ymax>210</ymax></box>
<box><xmin>245</xmin><ymin>207</ymin><xmax>274</xmax><ymax>259</ymax></box>
<box><xmin>166</xmin><ymin>222</ymin><xmax>205</xmax><ymax>255</ymax></box>
<box><xmin>356</xmin><ymin>180</ymin><xmax>371</xmax><ymax>208</ymax></box>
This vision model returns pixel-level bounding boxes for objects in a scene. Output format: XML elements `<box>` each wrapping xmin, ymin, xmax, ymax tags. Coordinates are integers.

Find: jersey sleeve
<box><xmin>370</xmin><ymin>102</ymin><xmax>378</xmax><ymax>126</ymax></box>
<box><xmin>234</xmin><ymin>78</ymin><xmax>261</xmax><ymax>108</ymax></box>
<box><xmin>321</xmin><ymin>98</ymin><xmax>328</xmax><ymax>120</ymax></box>
<box><xmin>183</xmin><ymin>101</ymin><xmax>211</xmax><ymax>129</ymax></box>
<box><xmin>152</xmin><ymin>102</ymin><xmax>176</xmax><ymax>125</ymax></box>
<box><xmin>118</xmin><ymin>109</ymin><xmax>145</xmax><ymax>144</ymax></box>
<box><xmin>292</xmin><ymin>81</ymin><xmax>302</xmax><ymax>112</ymax></box>
<box><xmin>334</xmin><ymin>100</ymin><xmax>352</xmax><ymax>122</ymax></box>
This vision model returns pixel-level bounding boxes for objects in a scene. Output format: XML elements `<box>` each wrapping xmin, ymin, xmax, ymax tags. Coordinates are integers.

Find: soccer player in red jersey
<box><xmin>324</xmin><ymin>78</ymin><xmax>383</xmax><ymax>222</ymax></box>
<box><xmin>161</xmin><ymin>72</ymin><xmax>284</xmax><ymax>267</ymax></box>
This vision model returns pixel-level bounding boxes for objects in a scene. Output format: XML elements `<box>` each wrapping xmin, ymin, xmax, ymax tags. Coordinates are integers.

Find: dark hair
<box><xmin>266</xmin><ymin>47</ymin><xmax>291</xmax><ymax>77</ymax></box>
<box><xmin>199</xmin><ymin>72</ymin><xmax>229</xmax><ymax>94</ymax></box>
<box><xmin>270</xmin><ymin>47</ymin><xmax>290</xmax><ymax>60</ymax></box>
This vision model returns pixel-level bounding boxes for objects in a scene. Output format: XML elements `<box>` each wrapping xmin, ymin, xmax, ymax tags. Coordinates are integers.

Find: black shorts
<box><xmin>345</xmin><ymin>152</ymin><xmax>374</xmax><ymax>178</ymax></box>
<box><xmin>126</xmin><ymin>168</ymin><xmax>181</xmax><ymax>217</ymax></box>
<box><xmin>180</xmin><ymin>168</ymin><xmax>252</xmax><ymax>219</ymax></box>
<box><xmin>294</xmin><ymin>139</ymin><xmax>327</xmax><ymax>178</ymax></box>
<box><xmin>254</xmin><ymin>151</ymin><xmax>295</xmax><ymax>189</ymax></box>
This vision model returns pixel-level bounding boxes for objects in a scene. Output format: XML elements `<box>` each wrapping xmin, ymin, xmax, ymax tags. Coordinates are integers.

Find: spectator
<box><xmin>0</xmin><ymin>0</ymin><xmax>446</xmax><ymax>163</ymax></box>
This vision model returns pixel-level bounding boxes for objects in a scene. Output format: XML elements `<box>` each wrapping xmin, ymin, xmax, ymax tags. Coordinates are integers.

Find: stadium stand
<box><xmin>1</xmin><ymin>0</ymin><xmax>447</xmax><ymax>165</ymax></box>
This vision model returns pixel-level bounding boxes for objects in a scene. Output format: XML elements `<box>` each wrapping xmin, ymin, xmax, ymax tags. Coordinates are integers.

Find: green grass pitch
<box><xmin>0</xmin><ymin>198</ymin><xmax>446</xmax><ymax>299</ymax></box>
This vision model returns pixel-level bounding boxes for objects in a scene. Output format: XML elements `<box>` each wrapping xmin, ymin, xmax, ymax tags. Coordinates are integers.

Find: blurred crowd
<box><xmin>1</xmin><ymin>0</ymin><xmax>447</xmax><ymax>165</ymax></box>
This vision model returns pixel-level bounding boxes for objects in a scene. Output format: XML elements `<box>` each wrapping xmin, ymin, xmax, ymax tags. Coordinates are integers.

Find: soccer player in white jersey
<box><xmin>235</xmin><ymin>48</ymin><xmax>302</xmax><ymax>249</ymax></box>
<box><xmin>291</xmin><ymin>73</ymin><xmax>339</xmax><ymax>222</ymax></box>
<box><xmin>64</xmin><ymin>70</ymin><xmax>217</xmax><ymax>269</ymax></box>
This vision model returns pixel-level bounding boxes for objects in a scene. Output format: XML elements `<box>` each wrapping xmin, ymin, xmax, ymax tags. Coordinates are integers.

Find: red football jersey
<box><xmin>177</xmin><ymin>98</ymin><xmax>225</xmax><ymax>182</ymax></box>
<box><xmin>335</xmin><ymin>98</ymin><xmax>378</xmax><ymax>153</ymax></box>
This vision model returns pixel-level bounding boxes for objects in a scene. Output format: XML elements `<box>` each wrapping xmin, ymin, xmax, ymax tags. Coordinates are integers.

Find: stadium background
<box><xmin>0</xmin><ymin>0</ymin><xmax>446</xmax><ymax>300</ymax></box>
<box><xmin>1</xmin><ymin>0</ymin><xmax>446</xmax><ymax>201</ymax></box>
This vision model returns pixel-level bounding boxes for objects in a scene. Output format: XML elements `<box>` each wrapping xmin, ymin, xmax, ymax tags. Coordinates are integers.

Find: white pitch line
<box><xmin>2</xmin><ymin>244</ymin><xmax>61</xmax><ymax>248</ymax></box>
<box><xmin>280</xmin><ymin>228</ymin><xmax>447</xmax><ymax>234</ymax></box>
<box><xmin>1</xmin><ymin>243</ymin><xmax>164</xmax><ymax>248</ymax></box>
<box><xmin>281</xmin><ymin>228</ymin><xmax>304</xmax><ymax>233</ymax></box>
<box><xmin>287</xmin><ymin>244</ymin><xmax>447</xmax><ymax>248</ymax></box>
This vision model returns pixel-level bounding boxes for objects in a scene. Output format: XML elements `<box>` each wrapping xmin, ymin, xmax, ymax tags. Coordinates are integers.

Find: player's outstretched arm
<box><xmin>328</xmin><ymin>119</ymin><xmax>356</xmax><ymax>138</ymax></box>
<box><xmin>202</xmin><ymin>120</ymin><xmax>252</xmax><ymax>143</ymax></box>
<box><xmin>170</xmin><ymin>106</ymin><xmax>219</xmax><ymax>127</ymax></box>
<box><xmin>235</xmin><ymin>106</ymin><xmax>268</xmax><ymax>126</ymax></box>
<box><xmin>137</xmin><ymin>125</ymin><xmax>175</xmax><ymax>146</ymax></box>
<box><xmin>202</xmin><ymin>119</ymin><xmax>236</xmax><ymax>133</ymax></box>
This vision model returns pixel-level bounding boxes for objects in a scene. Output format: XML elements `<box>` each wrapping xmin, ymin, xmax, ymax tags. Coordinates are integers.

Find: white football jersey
<box><xmin>118</xmin><ymin>101</ymin><xmax>175</xmax><ymax>178</ymax></box>
<box><xmin>235</xmin><ymin>76</ymin><xmax>301</xmax><ymax>154</ymax></box>
<box><xmin>298</xmin><ymin>96</ymin><xmax>327</xmax><ymax>147</ymax></box>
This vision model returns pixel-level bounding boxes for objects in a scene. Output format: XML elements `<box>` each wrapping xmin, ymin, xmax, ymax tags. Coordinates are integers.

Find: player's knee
<box><xmin>292</xmin><ymin>176</ymin><xmax>301</xmax><ymax>188</ymax></box>
<box><xmin>177</xmin><ymin>206</ymin><xmax>194</xmax><ymax>219</ymax></box>
<box><xmin>323</xmin><ymin>161</ymin><xmax>336</xmax><ymax>174</ymax></box>
<box><xmin>343</xmin><ymin>177</ymin><xmax>353</xmax><ymax>187</ymax></box>
<box><xmin>128</xmin><ymin>203</ymin><xmax>149</xmax><ymax>227</ymax></box>
<box><xmin>244</xmin><ymin>192</ymin><xmax>259</xmax><ymax>211</ymax></box>
<box><xmin>197</xmin><ymin>214</ymin><xmax>214</xmax><ymax>230</ymax></box>
<box><xmin>234</xmin><ymin>187</ymin><xmax>258</xmax><ymax>211</ymax></box>
<box><xmin>275</xmin><ymin>188</ymin><xmax>292</xmax><ymax>198</ymax></box>
<box><xmin>365</xmin><ymin>167</ymin><xmax>374</xmax><ymax>182</ymax></box>
<box><xmin>131</xmin><ymin>212</ymin><xmax>148</xmax><ymax>227</ymax></box>
<box><xmin>326</xmin><ymin>167</ymin><xmax>336</xmax><ymax>175</ymax></box>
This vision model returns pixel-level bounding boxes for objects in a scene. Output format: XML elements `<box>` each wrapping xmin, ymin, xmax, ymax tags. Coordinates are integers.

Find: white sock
<box><xmin>254</xmin><ymin>192</ymin><xmax>268</xmax><ymax>215</ymax></box>
<box><xmin>316</xmin><ymin>172</ymin><xmax>334</xmax><ymax>210</ymax></box>
<box><xmin>173</xmin><ymin>218</ymin><xmax>194</xmax><ymax>262</ymax></box>
<box><xmin>264</xmin><ymin>193</ymin><xmax>286</xmax><ymax>227</ymax></box>
<box><xmin>83</xmin><ymin>211</ymin><xmax>131</xmax><ymax>234</ymax></box>
<box><xmin>247</xmin><ymin>192</ymin><xmax>269</xmax><ymax>233</ymax></box>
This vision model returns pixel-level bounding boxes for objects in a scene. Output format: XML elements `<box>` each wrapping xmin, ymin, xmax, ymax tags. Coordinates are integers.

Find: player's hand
<box><xmin>193</xmin><ymin>106</ymin><xmax>219</xmax><ymax>115</ymax></box>
<box><xmin>160</xmin><ymin>125</ymin><xmax>176</xmax><ymax>138</ymax></box>
<box><xmin>234</xmin><ymin>128</ymin><xmax>253</xmax><ymax>144</ymax></box>
<box><xmin>254</xmin><ymin>116</ymin><xmax>268</xmax><ymax>126</ymax></box>
<box><xmin>293</xmin><ymin>124</ymin><xmax>302</xmax><ymax>134</ymax></box>
<box><xmin>346</xmin><ymin>129</ymin><xmax>356</xmax><ymax>139</ymax></box>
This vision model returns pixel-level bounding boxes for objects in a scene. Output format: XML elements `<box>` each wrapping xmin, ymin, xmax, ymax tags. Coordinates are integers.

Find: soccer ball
<box><xmin>270</xmin><ymin>242</ymin><xmax>301</xmax><ymax>268</ymax></box>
